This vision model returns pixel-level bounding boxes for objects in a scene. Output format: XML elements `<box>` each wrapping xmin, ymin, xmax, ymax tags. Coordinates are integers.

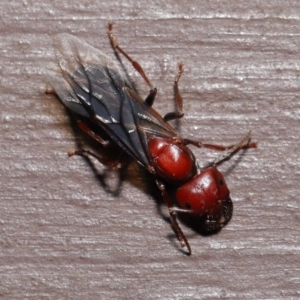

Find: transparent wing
<box><xmin>46</xmin><ymin>33</ymin><xmax>176</xmax><ymax>167</ymax></box>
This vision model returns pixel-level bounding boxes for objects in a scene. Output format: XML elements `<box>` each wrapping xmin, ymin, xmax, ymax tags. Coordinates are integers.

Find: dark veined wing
<box><xmin>46</xmin><ymin>33</ymin><xmax>177</xmax><ymax>167</ymax></box>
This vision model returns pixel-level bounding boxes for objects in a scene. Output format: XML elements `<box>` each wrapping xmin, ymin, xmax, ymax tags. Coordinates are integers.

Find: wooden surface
<box><xmin>1</xmin><ymin>1</ymin><xmax>300</xmax><ymax>299</ymax></box>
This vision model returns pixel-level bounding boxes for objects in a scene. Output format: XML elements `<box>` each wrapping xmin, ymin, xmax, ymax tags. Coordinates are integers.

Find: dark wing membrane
<box><xmin>46</xmin><ymin>33</ymin><xmax>131</xmax><ymax>119</ymax></box>
<box><xmin>46</xmin><ymin>33</ymin><xmax>176</xmax><ymax>167</ymax></box>
<box><xmin>103</xmin><ymin>87</ymin><xmax>177</xmax><ymax>166</ymax></box>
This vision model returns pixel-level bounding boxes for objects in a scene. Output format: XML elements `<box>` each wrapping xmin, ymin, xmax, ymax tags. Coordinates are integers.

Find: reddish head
<box><xmin>176</xmin><ymin>165</ymin><xmax>233</xmax><ymax>231</ymax></box>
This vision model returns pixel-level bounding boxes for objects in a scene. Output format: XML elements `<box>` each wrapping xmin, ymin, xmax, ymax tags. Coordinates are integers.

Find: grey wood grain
<box><xmin>0</xmin><ymin>1</ymin><xmax>299</xmax><ymax>299</ymax></box>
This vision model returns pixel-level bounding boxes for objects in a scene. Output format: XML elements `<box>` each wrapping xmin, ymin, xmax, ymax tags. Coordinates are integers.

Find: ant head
<box><xmin>175</xmin><ymin>165</ymin><xmax>233</xmax><ymax>231</ymax></box>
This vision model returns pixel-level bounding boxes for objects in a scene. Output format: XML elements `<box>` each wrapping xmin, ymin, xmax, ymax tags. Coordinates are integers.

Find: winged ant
<box><xmin>46</xmin><ymin>22</ymin><xmax>257</xmax><ymax>255</ymax></box>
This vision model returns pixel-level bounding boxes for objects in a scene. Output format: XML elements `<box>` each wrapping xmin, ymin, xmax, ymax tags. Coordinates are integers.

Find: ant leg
<box><xmin>156</xmin><ymin>179</ymin><xmax>192</xmax><ymax>255</ymax></box>
<box><xmin>77</xmin><ymin>120</ymin><xmax>111</xmax><ymax>147</ymax></box>
<box><xmin>144</xmin><ymin>88</ymin><xmax>157</xmax><ymax>107</ymax></box>
<box><xmin>45</xmin><ymin>87</ymin><xmax>57</xmax><ymax>95</ymax></box>
<box><xmin>183</xmin><ymin>138</ymin><xmax>257</xmax><ymax>151</ymax></box>
<box><xmin>212</xmin><ymin>131</ymin><xmax>257</xmax><ymax>165</ymax></box>
<box><xmin>108</xmin><ymin>22</ymin><xmax>157</xmax><ymax>106</ymax></box>
<box><xmin>68</xmin><ymin>148</ymin><xmax>129</xmax><ymax>170</ymax></box>
<box><xmin>70</xmin><ymin>119</ymin><xmax>130</xmax><ymax>169</ymax></box>
<box><xmin>164</xmin><ymin>62</ymin><xmax>184</xmax><ymax>122</ymax></box>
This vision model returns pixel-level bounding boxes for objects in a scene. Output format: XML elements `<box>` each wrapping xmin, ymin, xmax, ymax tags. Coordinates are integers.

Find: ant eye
<box><xmin>218</xmin><ymin>178</ymin><xmax>224</xmax><ymax>185</ymax></box>
<box><xmin>185</xmin><ymin>202</ymin><xmax>191</xmax><ymax>209</ymax></box>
